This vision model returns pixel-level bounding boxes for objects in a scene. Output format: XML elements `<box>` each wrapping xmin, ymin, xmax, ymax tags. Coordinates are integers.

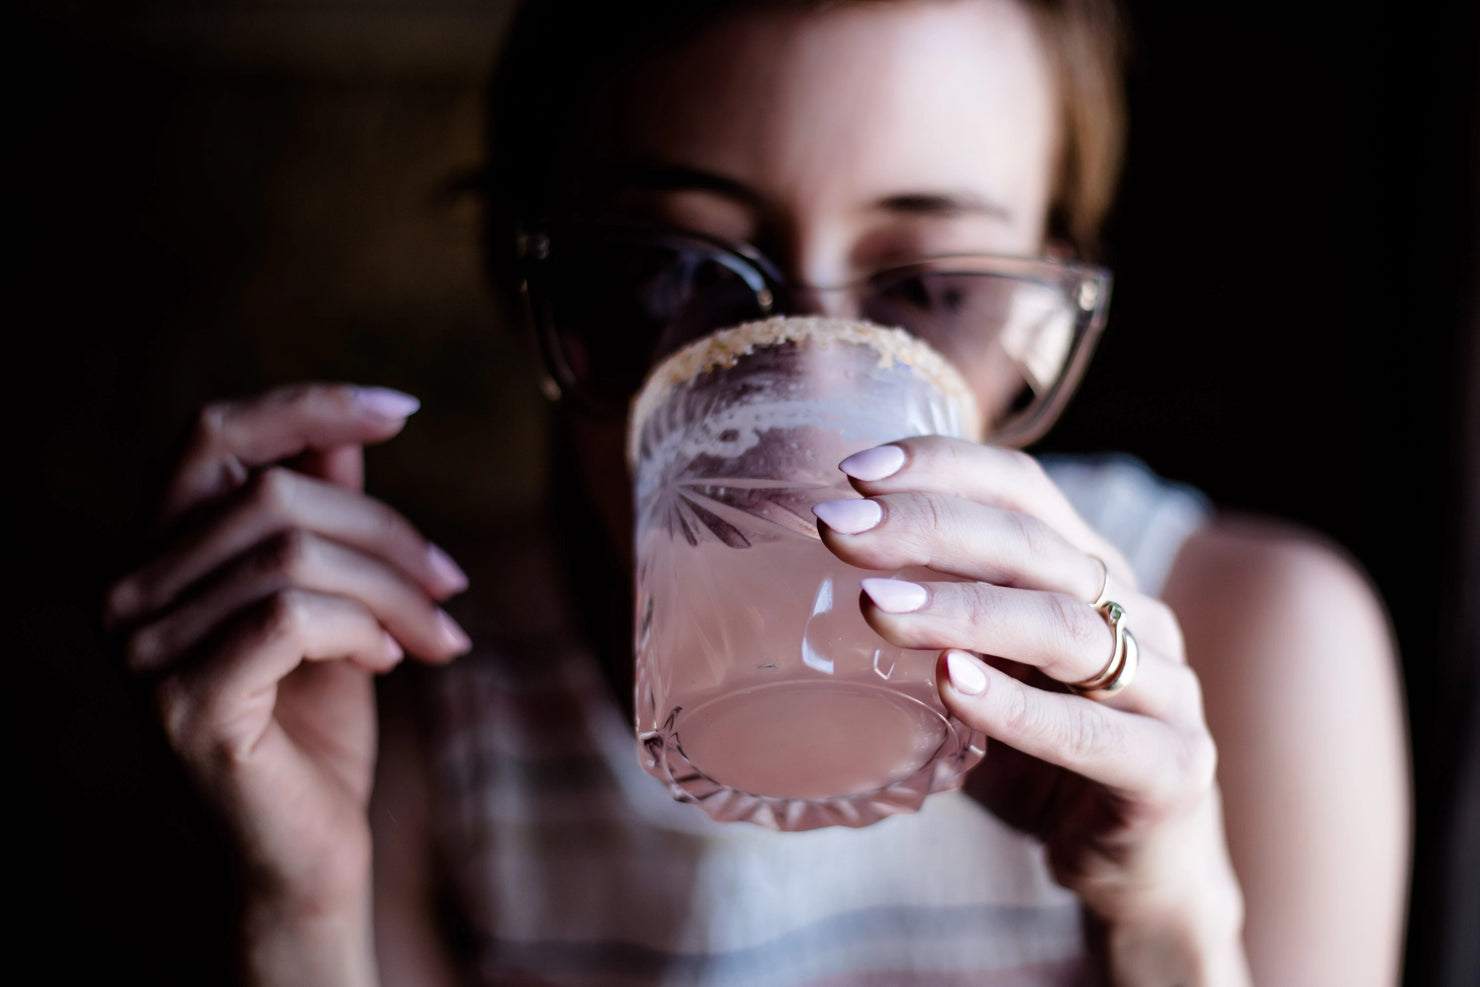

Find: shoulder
<box><xmin>1162</xmin><ymin>513</ymin><xmax>1401</xmax><ymax>729</ymax></box>
<box><xmin>1168</xmin><ymin>513</ymin><xmax>1376</xmax><ymax>605</ymax></box>
<box><xmin>1164</xmin><ymin>514</ymin><xmax>1393</xmax><ymax>666</ymax></box>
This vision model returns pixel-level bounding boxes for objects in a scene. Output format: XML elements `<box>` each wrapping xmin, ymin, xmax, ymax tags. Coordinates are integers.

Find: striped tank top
<box><xmin>426</xmin><ymin>454</ymin><xmax>1211</xmax><ymax>985</ymax></box>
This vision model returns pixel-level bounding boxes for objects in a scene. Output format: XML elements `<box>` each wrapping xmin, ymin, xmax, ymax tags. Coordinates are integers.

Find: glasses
<box><xmin>518</xmin><ymin>222</ymin><xmax>1112</xmax><ymax>447</ymax></box>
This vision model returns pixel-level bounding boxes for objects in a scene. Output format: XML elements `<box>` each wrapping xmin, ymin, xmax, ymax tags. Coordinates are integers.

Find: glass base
<box><xmin>638</xmin><ymin>679</ymin><xmax>986</xmax><ymax>830</ymax></box>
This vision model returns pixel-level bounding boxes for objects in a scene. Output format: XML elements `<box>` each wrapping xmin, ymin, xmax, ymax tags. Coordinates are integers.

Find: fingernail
<box><xmin>813</xmin><ymin>498</ymin><xmax>882</xmax><ymax>534</ymax></box>
<box><xmin>861</xmin><ymin>577</ymin><xmax>927</xmax><ymax>613</ymax></box>
<box><xmin>382</xmin><ymin>630</ymin><xmax>405</xmax><ymax>662</ymax></box>
<box><xmin>437</xmin><ymin>609</ymin><xmax>472</xmax><ymax>653</ymax></box>
<box><xmin>945</xmin><ymin>650</ymin><xmax>987</xmax><ymax>695</ymax></box>
<box><xmin>839</xmin><ymin>445</ymin><xmax>905</xmax><ymax>481</ymax></box>
<box><xmin>355</xmin><ymin>386</ymin><xmax>421</xmax><ymax>419</ymax></box>
<box><xmin>427</xmin><ymin>543</ymin><xmax>469</xmax><ymax>593</ymax></box>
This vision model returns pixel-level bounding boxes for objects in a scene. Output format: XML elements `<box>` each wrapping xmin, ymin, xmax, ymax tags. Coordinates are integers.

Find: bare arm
<box><xmin>1165</xmin><ymin>518</ymin><xmax>1411</xmax><ymax>987</ymax></box>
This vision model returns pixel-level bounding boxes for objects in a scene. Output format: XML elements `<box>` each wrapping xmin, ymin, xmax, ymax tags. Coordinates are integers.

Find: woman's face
<box><xmin>589</xmin><ymin>0</ymin><xmax>1059</xmax><ymax>288</ymax></box>
<box><xmin>564</xmin><ymin>0</ymin><xmax>1062</xmax><ymax>556</ymax></box>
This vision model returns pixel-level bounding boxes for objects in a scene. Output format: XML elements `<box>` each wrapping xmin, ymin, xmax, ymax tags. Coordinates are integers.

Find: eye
<box><xmin>628</xmin><ymin>249</ymin><xmax>704</xmax><ymax>316</ymax></box>
<box><xmin>537</xmin><ymin>225</ymin><xmax>780</xmax><ymax>405</ymax></box>
<box><xmin>616</xmin><ymin>242</ymin><xmax>771</xmax><ymax>359</ymax></box>
<box><xmin>865</xmin><ymin>270</ymin><xmax>1009</xmax><ymax>339</ymax></box>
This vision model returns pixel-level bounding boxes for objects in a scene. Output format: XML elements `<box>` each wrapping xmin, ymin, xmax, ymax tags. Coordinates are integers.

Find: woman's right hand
<box><xmin>103</xmin><ymin>383</ymin><xmax>471</xmax><ymax>981</ymax></box>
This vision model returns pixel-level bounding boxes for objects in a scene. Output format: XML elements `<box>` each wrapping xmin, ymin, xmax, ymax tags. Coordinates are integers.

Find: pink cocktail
<box><xmin>629</xmin><ymin>317</ymin><xmax>987</xmax><ymax>830</ymax></box>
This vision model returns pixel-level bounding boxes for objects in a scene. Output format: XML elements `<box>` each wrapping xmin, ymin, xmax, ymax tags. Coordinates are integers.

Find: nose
<box><xmin>781</xmin><ymin>285</ymin><xmax>861</xmax><ymax>321</ymax></box>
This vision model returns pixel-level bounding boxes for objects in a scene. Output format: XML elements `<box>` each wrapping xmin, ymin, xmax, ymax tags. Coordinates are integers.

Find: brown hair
<box><xmin>1021</xmin><ymin>0</ymin><xmax>1126</xmax><ymax>257</ymax></box>
<box><xmin>480</xmin><ymin>0</ymin><xmax>1126</xmax><ymax>297</ymax></box>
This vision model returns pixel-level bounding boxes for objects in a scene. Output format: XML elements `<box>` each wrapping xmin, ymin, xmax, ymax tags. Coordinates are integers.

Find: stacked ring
<box><xmin>1069</xmin><ymin>597</ymin><xmax>1140</xmax><ymax>698</ymax></box>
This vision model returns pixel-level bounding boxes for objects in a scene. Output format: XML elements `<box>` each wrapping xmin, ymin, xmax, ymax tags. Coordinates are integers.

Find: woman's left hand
<box><xmin>814</xmin><ymin>436</ymin><xmax>1249</xmax><ymax>984</ymax></box>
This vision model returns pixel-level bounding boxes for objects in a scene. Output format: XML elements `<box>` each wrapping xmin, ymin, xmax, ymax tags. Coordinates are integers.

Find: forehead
<box><xmin>588</xmin><ymin>0</ymin><xmax>1059</xmax><ymax>224</ymax></box>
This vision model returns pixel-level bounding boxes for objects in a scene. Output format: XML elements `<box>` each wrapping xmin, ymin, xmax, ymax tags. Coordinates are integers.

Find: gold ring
<box><xmin>1070</xmin><ymin>600</ymin><xmax>1125</xmax><ymax>691</ymax></box>
<box><xmin>1086</xmin><ymin>554</ymin><xmax>1111</xmax><ymax>609</ymax></box>
<box><xmin>1069</xmin><ymin>600</ymin><xmax>1138</xmax><ymax>698</ymax></box>
<box><xmin>1092</xmin><ymin>627</ymin><xmax>1139</xmax><ymax>696</ymax></box>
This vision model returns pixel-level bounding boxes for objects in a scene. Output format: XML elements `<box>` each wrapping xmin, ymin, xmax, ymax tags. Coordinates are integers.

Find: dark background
<box><xmin>19</xmin><ymin>1</ymin><xmax>1476</xmax><ymax>984</ymax></box>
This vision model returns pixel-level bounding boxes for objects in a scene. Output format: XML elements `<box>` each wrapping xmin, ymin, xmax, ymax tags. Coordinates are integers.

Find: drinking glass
<box><xmin>629</xmin><ymin>316</ymin><xmax>988</xmax><ymax>830</ymax></box>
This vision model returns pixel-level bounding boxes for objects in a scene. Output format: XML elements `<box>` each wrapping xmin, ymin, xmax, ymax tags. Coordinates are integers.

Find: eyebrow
<box><xmin>872</xmin><ymin>191</ymin><xmax>1011</xmax><ymax>221</ymax></box>
<box><xmin>586</xmin><ymin>160</ymin><xmax>763</xmax><ymax>207</ymax></box>
<box><xmin>587</xmin><ymin>160</ymin><xmax>1010</xmax><ymax>222</ymax></box>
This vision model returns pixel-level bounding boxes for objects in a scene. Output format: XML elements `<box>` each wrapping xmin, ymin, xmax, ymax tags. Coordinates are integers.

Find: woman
<box><xmin>104</xmin><ymin>0</ymin><xmax>1411</xmax><ymax>983</ymax></box>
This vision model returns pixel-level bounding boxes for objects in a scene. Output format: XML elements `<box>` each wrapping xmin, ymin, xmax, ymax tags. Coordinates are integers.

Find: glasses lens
<box><xmin>536</xmin><ymin>230</ymin><xmax>771</xmax><ymax>405</ymax></box>
<box><xmin>863</xmin><ymin>267</ymin><xmax>1101</xmax><ymax>443</ymax></box>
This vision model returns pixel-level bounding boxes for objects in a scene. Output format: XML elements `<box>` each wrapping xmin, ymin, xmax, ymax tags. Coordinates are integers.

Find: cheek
<box><xmin>952</xmin><ymin>295</ymin><xmax>1080</xmax><ymax>439</ymax></box>
<box><xmin>956</xmin><ymin>347</ymin><xmax>1031</xmax><ymax>436</ymax></box>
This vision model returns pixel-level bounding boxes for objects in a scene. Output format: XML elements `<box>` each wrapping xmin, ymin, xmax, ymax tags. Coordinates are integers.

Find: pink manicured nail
<box><xmin>382</xmin><ymin>630</ymin><xmax>405</xmax><ymax>662</ymax></box>
<box><xmin>839</xmin><ymin>445</ymin><xmax>905</xmax><ymax>481</ymax></box>
<box><xmin>945</xmin><ymin>650</ymin><xmax>987</xmax><ymax>695</ymax></box>
<box><xmin>437</xmin><ymin>609</ymin><xmax>472</xmax><ymax>652</ymax></box>
<box><xmin>427</xmin><ymin>543</ymin><xmax>469</xmax><ymax>592</ymax></box>
<box><xmin>861</xmin><ymin>578</ymin><xmax>927</xmax><ymax>613</ymax></box>
<box><xmin>355</xmin><ymin>386</ymin><xmax>421</xmax><ymax>419</ymax></box>
<box><xmin>812</xmin><ymin>498</ymin><xmax>883</xmax><ymax>534</ymax></box>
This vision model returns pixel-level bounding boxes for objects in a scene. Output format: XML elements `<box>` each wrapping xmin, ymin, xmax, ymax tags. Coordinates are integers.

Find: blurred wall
<box><xmin>23</xmin><ymin>0</ymin><xmax>545</xmax><ymax>553</ymax></box>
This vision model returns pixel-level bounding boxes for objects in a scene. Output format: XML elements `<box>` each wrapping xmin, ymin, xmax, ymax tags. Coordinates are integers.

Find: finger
<box><xmin>838</xmin><ymin>436</ymin><xmax>1137</xmax><ymax>589</ymax></box>
<box><xmin>160</xmin><ymin>383</ymin><xmax>419</xmax><ymax>526</ymax></box>
<box><xmin>860</xmin><ymin>576</ymin><xmax>1187</xmax><ymax>679</ymax></box>
<box><xmin>290</xmin><ymin>444</ymin><xmax>365</xmax><ymax>491</ymax></box>
<box><xmin>125</xmin><ymin>531</ymin><xmax>471</xmax><ymax>675</ymax></box>
<box><xmin>815</xmin><ymin>491</ymin><xmax>1101</xmax><ymax>599</ymax></box>
<box><xmin>214</xmin><ymin>591</ymin><xmax>405</xmax><ymax>688</ymax></box>
<box><xmin>861</xmin><ymin>578</ymin><xmax>1189</xmax><ymax>719</ymax></box>
<box><xmin>938</xmin><ymin>650</ymin><xmax>1216</xmax><ymax>802</ymax></box>
<box><xmin>861</xmin><ymin>578</ymin><xmax>1115</xmax><ymax>684</ymax></box>
<box><xmin>108</xmin><ymin>467</ymin><xmax>468</xmax><ymax>629</ymax></box>
<box><xmin>157</xmin><ymin>590</ymin><xmax>402</xmax><ymax>762</ymax></box>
